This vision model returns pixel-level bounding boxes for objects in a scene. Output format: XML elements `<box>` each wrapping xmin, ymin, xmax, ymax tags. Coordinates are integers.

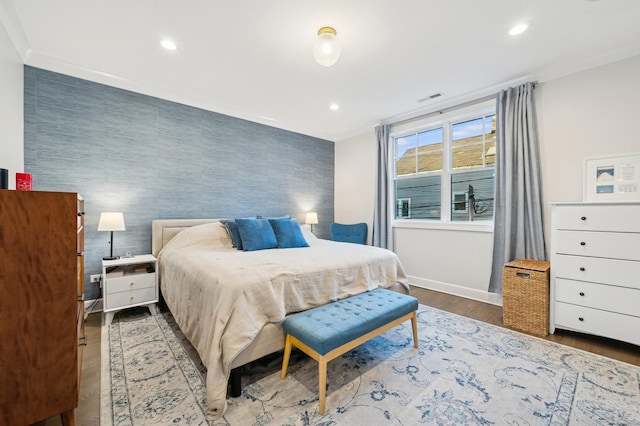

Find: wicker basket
<box><xmin>502</xmin><ymin>259</ymin><xmax>550</xmax><ymax>337</ymax></box>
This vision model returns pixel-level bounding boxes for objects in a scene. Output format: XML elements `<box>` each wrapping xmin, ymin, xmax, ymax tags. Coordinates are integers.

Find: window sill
<box><xmin>393</xmin><ymin>220</ymin><xmax>494</xmax><ymax>233</ymax></box>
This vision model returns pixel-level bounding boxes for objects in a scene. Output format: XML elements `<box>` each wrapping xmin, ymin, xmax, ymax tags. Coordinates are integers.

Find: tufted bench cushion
<box><xmin>280</xmin><ymin>288</ymin><xmax>419</xmax><ymax>414</ymax></box>
<box><xmin>283</xmin><ymin>288</ymin><xmax>418</xmax><ymax>355</ymax></box>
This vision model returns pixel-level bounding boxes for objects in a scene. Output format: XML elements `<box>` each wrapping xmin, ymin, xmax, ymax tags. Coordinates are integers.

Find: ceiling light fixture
<box><xmin>312</xmin><ymin>27</ymin><xmax>341</xmax><ymax>67</ymax></box>
<box><xmin>508</xmin><ymin>23</ymin><xmax>529</xmax><ymax>36</ymax></box>
<box><xmin>329</xmin><ymin>103</ymin><xmax>340</xmax><ymax>111</ymax></box>
<box><xmin>160</xmin><ymin>39</ymin><xmax>177</xmax><ymax>51</ymax></box>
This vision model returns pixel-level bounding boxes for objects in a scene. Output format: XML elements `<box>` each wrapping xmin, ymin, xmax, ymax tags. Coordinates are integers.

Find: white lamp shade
<box><xmin>312</xmin><ymin>27</ymin><xmax>341</xmax><ymax>67</ymax></box>
<box><xmin>98</xmin><ymin>212</ymin><xmax>126</xmax><ymax>231</ymax></box>
<box><xmin>305</xmin><ymin>212</ymin><xmax>319</xmax><ymax>225</ymax></box>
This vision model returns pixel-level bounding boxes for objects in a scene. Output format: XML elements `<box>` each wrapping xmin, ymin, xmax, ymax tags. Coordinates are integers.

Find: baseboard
<box><xmin>408</xmin><ymin>275</ymin><xmax>503</xmax><ymax>307</ymax></box>
<box><xmin>84</xmin><ymin>298</ymin><xmax>103</xmax><ymax>315</ymax></box>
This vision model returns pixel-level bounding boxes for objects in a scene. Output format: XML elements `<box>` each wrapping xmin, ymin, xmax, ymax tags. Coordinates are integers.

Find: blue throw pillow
<box><xmin>222</xmin><ymin>220</ymin><xmax>243</xmax><ymax>250</ymax></box>
<box><xmin>235</xmin><ymin>218</ymin><xmax>278</xmax><ymax>251</ymax></box>
<box><xmin>269</xmin><ymin>218</ymin><xmax>309</xmax><ymax>248</ymax></box>
<box><xmin>257</xmin><ymin>214</ymin><xmax>291</xmax><ymax>220</ymax></box>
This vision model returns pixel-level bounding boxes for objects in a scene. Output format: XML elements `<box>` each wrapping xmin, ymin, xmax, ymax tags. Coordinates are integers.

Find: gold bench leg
<box><xmin>411</xmin><ymin>311</ymin><xmax>419</xmax><ymax>348</ymax></box>
<box><xmin>318</xmin><ymin>355</ymin><xmax>327</xmax><ymax>415</ymax></box>
<box><xmin>280</xmin><ymin>334</ymin><xmax>292</xmax><ymax>380</ymax></box>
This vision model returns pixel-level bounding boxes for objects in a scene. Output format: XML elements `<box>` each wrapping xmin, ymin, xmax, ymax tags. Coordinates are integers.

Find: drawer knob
<box><xmin>130</xmin><ymin>281</ymin><xmax>135</xmax><ymax>286</ymax></box>
<box><xmin>130</xmin><ymin>296</ymin><xmax>135</xmax><ymax>300</ymax></box>
<box><xmin>580</xmin><ymin>242</ymin><xmax>586</xmax><ymax>246</ymax></box>
<box><xmin>578</xmin><ymin>317</ymin><xmax>584</xmax><ymax>322</ymax></box>
<box><xmin>579</xmin><ymin>292</ymin><xmax>585</xmax><ymax>296</ymax></box>
<box><xmin>580</xmin><ymin>216</ymin><xmax>586</xmax><ymax>221</ymax></box>
<box><xmin>579</xmin><ymin>267</ymin><xmax>585</xmax><ymax>272</ymax></box>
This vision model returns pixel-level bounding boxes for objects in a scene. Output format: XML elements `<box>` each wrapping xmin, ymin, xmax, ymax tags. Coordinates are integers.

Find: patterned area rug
<box><xmin>101</xmin><ymin>305</ymin><xmax>640</xmax><ymax>425</ymax></box>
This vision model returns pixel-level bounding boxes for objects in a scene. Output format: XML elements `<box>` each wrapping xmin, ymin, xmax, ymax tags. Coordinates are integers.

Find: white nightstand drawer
<box><xmin>553</xmin><ymin>255</ymin><xmax>640</xmax><ymax>289</ymax></box>
<box><xmin>555</xmin><ymin>278</ymin><xmax>640</xmax><ymax>316</ymax></box>
<box><xmin>554</xmin><ymin>302</ymin><xmax>640</xmax><ymax>346</ymax></box>
<box><xmin>555</xmin><ymin>230</ymin><xmax>640</xmax><ymax>261</ymax></box>
<box><xmin>104</xmin><ymin>287</ymin><xmax>157</xmax><ymax>310</ymax></box>
<box><xmin>106</xmin><ymin>273</ymin><xmax>156</xmax><ymax>294</ymax></box>
<box><xmin>554</xmin><ymin>204</ymin><xmax>640</xmax><ymax>232</ymax></box>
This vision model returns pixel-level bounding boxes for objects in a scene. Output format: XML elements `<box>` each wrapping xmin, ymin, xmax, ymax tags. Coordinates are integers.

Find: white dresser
<box><xmin>550</xmin><ymin>202</ymin><xmax>640</xmax><ymax>346</ymax></box>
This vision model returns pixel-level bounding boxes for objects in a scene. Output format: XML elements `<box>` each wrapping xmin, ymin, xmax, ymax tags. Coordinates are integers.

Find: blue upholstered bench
<box><xmin>280</xmin><ymin>288</ymin><xmax>419</xmax><ymax>414</ymax></box>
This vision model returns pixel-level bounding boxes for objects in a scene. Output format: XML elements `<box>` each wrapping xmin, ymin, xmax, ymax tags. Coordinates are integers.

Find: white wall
<box><xmin>394</xmin><ymin>226</ymin><xmax>495</xmax><ymax>303</ymax></box>
<box><xmin>0</xmin><ymin>18</ymin><xmax>23</xmax><ymax>188</ymax></box>
<box><xmin>335</xmin><ymin>54</ymin><xmax>640</xmax><ymax>305</ymax></box>
<box><xmin>537</xmin><ymin>54</ymin><xmax>640</xmax><ymax>249</ymax></box>
<box><xmin>334</xmin><ymin>130</ymin><xmax>377</xmax><ymax>244</ymax></box>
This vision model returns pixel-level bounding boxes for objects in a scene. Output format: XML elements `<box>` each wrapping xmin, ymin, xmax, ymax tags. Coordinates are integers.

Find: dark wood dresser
<box><xmin>0</xmin><ymin>190</ymin><xmax>85</xmax><ymax>425</ymax></box>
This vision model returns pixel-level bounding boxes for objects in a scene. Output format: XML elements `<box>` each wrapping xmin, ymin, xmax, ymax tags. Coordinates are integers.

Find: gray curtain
<box><xmin>489</xmin><ymin>82</ymin><xmax>546</xmax><ymax>294</ymax></box>
<box><xmin>373</xmin><ymin>124</ymin><xmax>391</xmax><ymax>248</ymax></box>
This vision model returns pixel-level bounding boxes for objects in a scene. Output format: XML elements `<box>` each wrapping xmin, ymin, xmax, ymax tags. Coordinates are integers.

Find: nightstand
<box><xmin>102</xmin><ymin>254</ymin><xmax>158</xmax><ymax>326</ymax></box>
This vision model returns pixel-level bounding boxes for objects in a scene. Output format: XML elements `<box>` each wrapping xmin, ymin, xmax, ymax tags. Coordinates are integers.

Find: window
<box><xmin>453</xmin><ymin>191</ymin><xmax>468</xmax><ymax>212</ymax></box>
<box><xmin>396</xmin><ymin>198</ymin><xmax>411</xmax><ymax>218</ymax></box>
<box><xmin>393</xmin><ymin>103</ymin><xmax>495</xmax><ymax>222</ymax></box>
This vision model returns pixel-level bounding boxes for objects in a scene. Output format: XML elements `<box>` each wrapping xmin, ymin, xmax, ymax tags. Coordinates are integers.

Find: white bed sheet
<box><xmin>158</xmin><ymin>221</ymin><xmax>409</xmax><ymax>420</ymax></box>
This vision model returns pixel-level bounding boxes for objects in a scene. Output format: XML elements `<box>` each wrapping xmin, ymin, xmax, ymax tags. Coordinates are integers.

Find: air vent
<box><xmin>417</xmin><ymin>92</ymin><xmax>443</xmax><ymax>103</ymax></box>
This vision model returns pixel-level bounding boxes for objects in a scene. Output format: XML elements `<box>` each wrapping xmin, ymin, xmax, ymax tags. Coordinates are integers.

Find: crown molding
<box><xmin>0</xmin><ymin>0</ymin><xmax>32</xmax><ymax>61</ymax></box>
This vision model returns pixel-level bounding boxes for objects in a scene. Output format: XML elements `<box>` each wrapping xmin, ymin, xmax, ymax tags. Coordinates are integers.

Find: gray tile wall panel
<box><xmin>24</xmin><ymin>66</ymin><xmax>335</xmax><ymax>300</ymax></box>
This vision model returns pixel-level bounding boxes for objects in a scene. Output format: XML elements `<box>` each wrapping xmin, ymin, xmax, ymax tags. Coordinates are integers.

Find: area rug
<box><xmin>101</xmin><ymin>306</ymin><xmax>640</xmax><ymax>425</ymax></box>
<box><xmin>100</xmin><ymin>309</ymin><xmax>209</xmax><ymax>425</ymax></box>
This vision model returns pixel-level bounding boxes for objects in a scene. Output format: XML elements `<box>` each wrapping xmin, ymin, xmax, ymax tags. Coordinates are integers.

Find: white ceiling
<box><xmin>2</xmin><ymin>0</ymin><xmax>640</xmax><ymax>141</ymax></box>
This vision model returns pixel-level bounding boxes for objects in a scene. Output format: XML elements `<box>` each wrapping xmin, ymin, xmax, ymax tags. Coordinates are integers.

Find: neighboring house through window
<box><xmin>392</xmin><ymin>100</ymin><xmax>496</xmax><ymax>223</ymax></box>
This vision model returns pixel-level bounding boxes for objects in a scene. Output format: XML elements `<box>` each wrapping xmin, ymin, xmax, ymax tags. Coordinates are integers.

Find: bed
<box><xmin>151</xmin><ymin>218</ymin><xmax>409</xmax><ymax>420</ymax></box>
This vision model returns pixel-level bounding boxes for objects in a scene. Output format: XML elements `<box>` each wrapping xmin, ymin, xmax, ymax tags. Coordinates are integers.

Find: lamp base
<box><xmin>103</xmin><ymin>256</ymin><xmax>119</xmax><ymax>261</ymax></box>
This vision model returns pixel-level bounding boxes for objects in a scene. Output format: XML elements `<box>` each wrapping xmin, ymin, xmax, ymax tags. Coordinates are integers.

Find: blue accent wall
<box><xmin>24</xmin><ymin>66</ymin><xmax>334</xmax><ymax>300</ymax></box>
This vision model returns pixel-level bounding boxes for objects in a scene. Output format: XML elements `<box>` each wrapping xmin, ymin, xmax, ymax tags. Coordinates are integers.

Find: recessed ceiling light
<box><xmin>508</xmin><ymin>23</ymin><xmax>529</xmax><ymax>36</ymax></box>
<box><xmin>329</xmin><ymin>103</ymin><xmax>340</xmax><ymax>111</ymax></box>
<box><xmin>160</xmin><ymin>39</ymin><xmax>177</xmax><ymax>51</ymax></box>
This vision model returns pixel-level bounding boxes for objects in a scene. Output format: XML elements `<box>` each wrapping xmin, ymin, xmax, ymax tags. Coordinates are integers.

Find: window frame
<box><xmin>389</xmin><ymin>100</ymin><xmax>496</xmax><ymax>232</ymax></box>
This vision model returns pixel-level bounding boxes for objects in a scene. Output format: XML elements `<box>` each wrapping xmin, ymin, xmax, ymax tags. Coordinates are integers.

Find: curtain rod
<box><xmin>383</xmin><ymin>81</ymin><xmax>537</xmax><ymax>128</ymax></box>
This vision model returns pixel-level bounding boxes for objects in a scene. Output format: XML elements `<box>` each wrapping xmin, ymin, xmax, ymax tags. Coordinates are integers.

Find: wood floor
<box><xmin>35</xmin><ymin>286</ymin><xmax>639</xmax><ymax>425</ymax></box>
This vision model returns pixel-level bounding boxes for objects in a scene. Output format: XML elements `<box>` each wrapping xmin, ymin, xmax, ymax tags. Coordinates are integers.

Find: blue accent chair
<box><xmin>329</xmin><ymin>222</ymin><xmax>368</xmax><ymax>245</ymax></box>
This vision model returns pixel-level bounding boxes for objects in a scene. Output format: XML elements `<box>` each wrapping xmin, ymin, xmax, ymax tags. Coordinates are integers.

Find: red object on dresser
<box><xmin>16</xmin><ymin>172</ymin><xmax>32</xmax><ymax>191</ymax></box>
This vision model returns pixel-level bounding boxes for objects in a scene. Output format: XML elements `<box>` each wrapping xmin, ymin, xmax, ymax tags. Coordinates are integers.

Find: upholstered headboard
<box><xmin>151</xmin><ymin>218</ymin><xmax>222</xmax><ymax>256</ymax></box>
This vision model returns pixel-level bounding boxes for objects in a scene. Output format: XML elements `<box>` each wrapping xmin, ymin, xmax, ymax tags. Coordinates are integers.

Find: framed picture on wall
<box><xmin>583</xmin><ymin>153</ymin><xmax>640</xmax><ymax>202</ymax></box>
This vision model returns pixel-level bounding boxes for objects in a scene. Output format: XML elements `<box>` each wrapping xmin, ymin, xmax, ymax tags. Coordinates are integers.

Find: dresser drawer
<box><xmin>554</xmin><ymin>302</ymin><xmax>640</xmax><ymax>346</ymax></box>
<box><xmin>77</xmin><ymin>301</ymin><xmax>85</xmax><ymax>392</ymax></box>
<box><xmin>106</xmin><ymin>273</ymin><xmax>156</xmax><ymax>294</ymax></box>
<box><xmin>553</xmin><ymin>255</ymin><xmax>640</xmax><ymax>289</ymax></box>
<box><xmin>554</xmin><ymin>203</ymin><xmax>640</xmax><ymax>232</ymax></box>
<box><xmin>77</xmin><ymin>255</ymin><xmax>84</xmax><ymax>298</ymax></box>
<box><xmin>555</xmin><ymin>230</ymin><xmax>640</xmax><ymax>261</ymax></box>
<box><xmin>104</xmin><ymin>286</ymin><xmax>157</xmax><ymax>310</ymax></box>
<box><xmin>555</xmin><ymin>278</ymin><xmax>640</xmax><ymax>317</ymax></box>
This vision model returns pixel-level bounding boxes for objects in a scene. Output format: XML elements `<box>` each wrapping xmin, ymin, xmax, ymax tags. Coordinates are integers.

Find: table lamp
<box><xmin>98</xmin><ymin>212</ymin><xmax>126</xmax><ymax>260</ymax></box>
<box><xmin>305</xmin><ymin>212</ymin><xmax>318</xmax><ymax>233</ymax></box>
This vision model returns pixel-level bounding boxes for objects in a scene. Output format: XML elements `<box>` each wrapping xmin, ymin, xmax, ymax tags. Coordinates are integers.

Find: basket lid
<box><xmin>504</xmin><ymin>259</ymin><xmax>550</xmax><ymax>272</ymax></box>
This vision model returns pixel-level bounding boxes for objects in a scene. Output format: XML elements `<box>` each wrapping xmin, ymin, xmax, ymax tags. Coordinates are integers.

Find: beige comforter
<box><xmin>157</xmin><ymin>222</ymin><xmax>409</xmax><ymax>420</ymax></box>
